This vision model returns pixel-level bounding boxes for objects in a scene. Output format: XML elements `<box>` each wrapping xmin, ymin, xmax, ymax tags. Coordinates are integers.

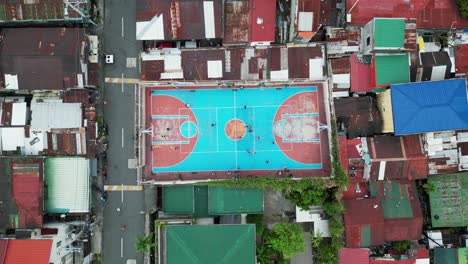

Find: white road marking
<box><xmin>122</xmin><ymin>128</ymin><xmax>124</xmax><ymax>148</ymax></box>
<box><xmin>120</xmin><ymin>237</ymin><xmax>124</xmax><ymax>258</ymax></box>
<box><xmin>121</xmin><ymin>17</ymin><xmax>124</xmax><ymax>37</ymax></box>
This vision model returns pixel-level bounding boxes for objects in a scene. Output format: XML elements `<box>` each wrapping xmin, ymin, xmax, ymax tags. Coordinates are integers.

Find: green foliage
<box><xmin>247</xmin><ymin>214</ymin><xmax>266</xmax><ymax>236</ymax></box>
<box><xmin>423</xmin><ymin>182</ymin><xmax>436</xmax><ymax>193</ymax></box>
<box><xmin>256</xmin><ymin>245</ymin><xmax>279</xmax><ymax>264</ymax></box>
<box><xmin>91</xmin><ymin>253</ymin><xmax>102</xmax><ymax>264</ymax></box>
<box><xmin>135</xmin><ymin>233</ymin><xmax>157</xmax><ymax>253</ymax></box>
<box><xmin>456</xmin><ymin>0</ymin><xmax>468</xmax><ymax>18</ymax></box>
<box><xmin>267</xmin><ymin>223</ymin><xmax>305</xmax><ymax>259</ymax></box>
<box><xmin>285</xmin><ymin>187</ymin><xmax>327</xmax><ymax>210</ymax></box>
<box><xmin>204</xmin><ymin>177</ymin><xmax>335</xmax><ymax>192</ymax></box>
<box><xmin>330</xmin><ymin>117</ymin><xmax>349</xmax><ymax>188</ymax></box>
<box><xmin>393</xmin><ymin>240</ymin><xmax>411</xmax><ymax>252</ymax></box>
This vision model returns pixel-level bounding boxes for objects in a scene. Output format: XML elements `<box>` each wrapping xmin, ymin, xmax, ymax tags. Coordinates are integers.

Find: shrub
<box><xmin>268</xmin><ymin>223</ymin><xmax>305</xmax><ymax>259</ymax></box>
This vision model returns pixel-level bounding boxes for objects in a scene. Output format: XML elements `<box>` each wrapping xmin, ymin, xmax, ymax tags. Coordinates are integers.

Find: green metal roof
<box><xmin>360</xmin><ymin>225</ymin><xmax>371</xmax><ymax>247</ymax></box>
<box><xmin>369</xmin><ymin>181</ymin><xmax>413</xmax><ymax>219</ymax></box>
<box><xmin>375</xmin><ymin>54</ymin><xmax>410</xmax><ymax>85</ymax></box>
<box><xmin>429</xmin><ymin>173</ymin><xmax>468</xmax><ymax>227</ymax></box>
<box><xmin>162</xmin><ymin>185</ymin><xmax>264</xmax><ymax>217</ymax></box>
<box><xmin>165</xmin><ymin>224</ymin><xmax>256</xmax><ymax>264</ymax></box>
<box><xmin>374</xmin><ymin>18</ymin><xmax>405</xmax><ymax>49</ymax></box>
<box><xmin>460</xmin><ymin>248</ymin><xmax>468</xmax><ymax>264</ymax></box>
<box><xmin>44</xmin><ymin>157</ymin><xmax>90</xmax><ymax>213</ymax></box>
<box><xmin>435</xmin><ymin>248</ymin><xmax>457</xmax><ymax>264</ymax></box>
<box><xmin>162</xmin><ymin>185</ymin><xmax>195</xmax><ymax>214</ymax></box>
<box><xmin>208</xmin><ymin>187</ymin><xmax>264</xmax><ymax>215</ymax></box>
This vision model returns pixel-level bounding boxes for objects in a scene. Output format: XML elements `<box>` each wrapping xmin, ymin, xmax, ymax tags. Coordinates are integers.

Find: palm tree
<box><xmin>135</xmin><ymin>233</ymin><xmax>157</xmax><ymax>253</ymax></box>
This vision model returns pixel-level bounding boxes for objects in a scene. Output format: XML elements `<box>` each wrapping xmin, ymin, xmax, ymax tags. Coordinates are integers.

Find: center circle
<box><xmin>180</xmin><ymin>121</ymin><xmax>197</xmax><ymax>138</ymax></box>
<box><xmin>225</xmin><ymin>118</ymin><xmax>247</xmax><ymax>141</ymax></box>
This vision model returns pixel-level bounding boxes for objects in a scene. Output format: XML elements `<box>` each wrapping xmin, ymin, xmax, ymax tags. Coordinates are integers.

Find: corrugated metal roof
<box><xmin>373</xmin><ymin>18</ymin><xmax>405</xmax><ymax>49</ymax></box>
<box><xmin>208</xmin><ymin>187</ymin><xmax>263</xmax><ymax>215</ymax></box>
<box><xmin>162</xmin><ymin>185</ymin><xmax>195</xmax><ymax>214</ymax></box>
<box><xmin>31</xmin><ymin>103</ymin><xmax>82</xmax><ymax>131</ymax></box>
<box><xmin>12</xmin><ymin>159</ymin><xmax>44</xmax><ymax>228</ymax></box>
<box><xmin>0</xmin><ymin>0</ymin><xmax>84</xmax><ymax>22</ymax></box>
<box><xmin>455</xmin><ymin>44</ymin><xmax>468</xmax><ymax>75</ymax></box>
<box><xmin>334</xmin><ymin>96</ymin><xmax>382</xmax><ymax>139</ymax></box>
<box><xmin>434</xmin><ymin>248</ymin><xmax>457</xmax><ymax>264</ymax></box>
<box><xmin>4</xmin><ymin>239</ymin><xmax>52</xmax><ymax>264</ymax></box>
<box><xmin>369</xmin><ymin>180</ymin><xmax>423</xmax><ymax>241</ymax></box>
<box><xmin>165</xmin><ymin>225</ymin><xmax>256</xmax><ymax>264</ymax></box>
<box><xmin>346</xmin><ymin>0</ymin><xmax>468</xmax><ymax>29</ymax></box>
<box><xmin>344</xmin><ymin>198</ymin><xmax>385</xmax><ymax>247</ymax></box>
<box><xmin>44</xmin><ymin>157</ymin><xmax>90</xmax><ymax>213</ymax></box>
<box><xmin>0</xmin><ymin>28</ymin><xmax>85</xmax><ymax>90</ymax></box>
<box><xmin>429</xmin><ymin>173</ymin><xmax>468</xmax><ymax>227</ymax></box>
<box><xmin>391</xmin><ymin>79</ymin><xmax>468</xmax><ymax>135</ymax></box>
<box><xmin>0</xmin><ymin>237</ymin><xmax>8</xmax><ymax>262</ymax></box>
<box><xmin>249</xmin><ymin>0</ymin><xmax>276</xmax><ymax>42</ymax></box>
<box><xmin>1</xmin><ymin>127</ymin><xmax>25</xmax><ymax>151</ymax></box>
<box><xmin>339</xmin><ymin>248</ymin><xmax>369</xmax><ymax>264</ymax></box>
<box><xmin>374</xmin><ymin>54</ymin><xmax>410</xmax><ymax>86</ymax></box>
<box><xmin>350</xmin><ymin>54</ymin><xmax>372</xmax><ymax>92</ymax></box>
<box><xmin>44</xmin><ymin>128</ymin><xmax>87</xmax><ymax>156</ymax></box>
<box><xmin>224</xmin><ymin>0</ymin><xmax>250</xmax><ymax>44</ymax></box>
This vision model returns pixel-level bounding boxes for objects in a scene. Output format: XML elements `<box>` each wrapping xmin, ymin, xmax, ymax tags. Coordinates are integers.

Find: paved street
<box><xmin>101</xmin><ymin>0</ymin><xmax>145</xmax><ymax>262</ymax></box>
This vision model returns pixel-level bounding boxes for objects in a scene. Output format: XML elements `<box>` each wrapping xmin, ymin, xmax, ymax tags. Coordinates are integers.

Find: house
<box><xmin>369</xmin><ymin>180</ymin><xmax>423</xmax><ymax>242</ymax></box>
<box><xmin>158</xmin><ymin>224</ymin><xmax>256</xmax><ymax>264</ymax></box>
<box><xmin>375</xmin><ymin>89</ymin><xmax>393</xmax><ymax>133</ymax></box>
<box><xmin>361</xmin><ymin>18</ymin><xmax>406</xmax><ymax>55</ymax></box>
<box><xmin>412</xmin><ymin>51</ymin><xmax>452</xmax><ymax>82</ymax></box>
<box><xmin>224</xmin><ymin>0</ymin><xmax>277</xmax><ymax>45</ymax></box>
<box><xmin>343</xmin><ymin>198</ymin><xmax>385</xmax><ymax>248</ymax></box>
<box><xmin>44</xmin><ymin>157</ymin><xmax>91</xmax><ymax>214</ymax></box>
<box><xmin>350</xmin><ymin>54</ymin><xmax>373</xmax><ymax>93</ymax></box>
<box><xmin>424</xmin><ymin>131</ymin><xmax>468</xmax><ymax>175</ymax></box>
<box><xmin>0</xmin><ymin>239</ymin><xmax>52</xmax><ymax>264</ymax></box>
<box><xmin>345</xmin><ymin>0</ymin><xmax>468</xmax><ymax>29</ymax></box>
<box><xmin>330</xmin><ymin>57</ymin><xmax>351</xmax><ymax>97</ymax></box>
<box><xmin>140</xmin><ymin>44</ymin><xmax>325</xmax><ymax>81</ymax></box>
<box><xmin>0</xmin><ymin>0</ymin><xmax>88</xmax><ymax>24</ymax></box>
<box><xmin>434</xmin><ymin>247</ymin><xmax>468</xmax><ymax>264</ymax></box>
<box><xmin>391</xmin><ymin>79</ymin><xmax>468</xmax><ymax>135</ymax></box>
<box><xmin>428</xmin><ymin>173</ymin><xmax>468</xmax><ymax>228</ymax></box>
<box><xmin>339</xmin><ymin>248</ymin><xmax>369</xmax><ymax>264</ymax></box>
<box><xmin>136</xmin><ymin>0</ymin><xmax>223</xmax><ymax>41</ymax></box>
<box><xmin>161</xmin><ymin>185</ymin><xmax>264</xmax><ymax>218</ymax></box>
<box><xmin>371</xmin><ymin>53</ymin><xmax>410</xmax><ymax>88</ymax></box>
<box><xmin>455</xmin><ymin>44</ymin><xmax>468</xmax><ymax>76</ymax></box>
<box><xmin>334</xmin><ymin>96</ymin><xmax>382</xmax><ymax>138</ymax></box>
<box><xmin>0</xmin><ymin>28</ymin><xmax>87</xmax><ymax>91</ymax></box>
<box><xmin>0</xmin><ymin>157</ymin><xmax>44</xmax><ymax>230</ymax></box>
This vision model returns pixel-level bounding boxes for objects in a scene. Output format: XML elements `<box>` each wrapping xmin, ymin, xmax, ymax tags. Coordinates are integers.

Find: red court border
<box><xmin>143</xmin><ymin>83</ymin><xmax>331</xmax><ymax>181</ymax></box>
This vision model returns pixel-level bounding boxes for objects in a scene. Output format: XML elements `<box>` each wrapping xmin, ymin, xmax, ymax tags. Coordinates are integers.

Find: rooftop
<box><xmin>2</xmin><ymin>239</ymin><xmax>52</xmax><ymax>264</ymax></box>
<box><xmin>0</xmin><ymin>0</ymin><xmax>86</xmax><ymax>23</ymax></box>
<box><xmin>373</xmin><ymin>18</ymin><xmax>405</xmax><ymax>49</ymax></box>
<box><xmin>428</xmin><ymin>173</ymin><xmax>468</xmax><ymax>227</ymax></box>
<box><xmin>373</xmin><ymin>54</ymin><xmax>410</xmax><ymax>87</ymax></box>
<box><xmin>391</xmin><ymin>79</ymin><xmax>468</xmax><ymax>135</ymax></box>
<box><xmin>340</xmin><ymin>248</ymin><xmax>369</xmax><ymax>264</ymax></box>
<box><xmin>163</xmin><ymin>224</ymin><xmax>256</xmax><ymax>264</ymax></box>
<box><xmin>0</xmin><ymin>157</ymin><xmax>44</xmax><ymax>229</ymax></box>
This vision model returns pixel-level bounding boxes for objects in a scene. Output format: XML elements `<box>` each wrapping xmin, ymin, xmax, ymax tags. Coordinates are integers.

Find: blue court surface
<box><xmin>150</xmin><ymin>86</ymin><xmax>325</xmax><ymax>173</ymax></box>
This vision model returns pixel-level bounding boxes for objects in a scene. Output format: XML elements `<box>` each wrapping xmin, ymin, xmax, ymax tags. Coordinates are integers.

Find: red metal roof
<box><xmin>346</xmin><ymin>0</ymin><xmax>468</xmax><ymax>28</ymax></box>
<box><xmin>0</xmin><ymin>240</ymin><xmax>8</xmax><ymax>264</ymax></box>
<box><xmin>4</xmin><ymin>240</ymin><xmax>52</xmax><ymax>264</ymax></box>
<box><xmin>350</xmin><ymin>54</ymin><xmax>372</xmax><ymax>93</ymax></box>
<box><xmin>249</xmin><ymin>0</ymin><xmax>276</xmax><ymax>42</ymax></box>
<box><xmin>340</xmin><ymin>248</ymin><xmax>369</xmax><ymax>264</ymax></box>
<box><xmin>224</xmin><ymin>0</ymin><xmax>250</xmax><ymax>44</ymax></box>
<box><xmin>0</xmin><ymin>0</ymin><xmax>82</xmax><ymax>22</ymax></box>
<box><xmin>12</xmin><ymin>159</ymin><xmax>44</xmax><ymax>228</ymax></box>
<box><xmin>455</xmin><ymin>44</ymin><xmax>468</xmax><ymax>75</ymax></box>
<box><xmin>344</xmin><ymin>198</ymin><xmax>385</xmax><ymax>248</ymax></box>
<box><xmin>339</xmin><ymin>135</ymin><xmax>349</xmax><ymax>172</ymax></box>
<box><xmin>370</xmin><ymin>260</ymin><xmax>415</xmax><ymax>264</ymax></box>
<box><xmin>342</xmin><ymin>178</ymin><xmax>369</xmax><ymax>200</ymax></box>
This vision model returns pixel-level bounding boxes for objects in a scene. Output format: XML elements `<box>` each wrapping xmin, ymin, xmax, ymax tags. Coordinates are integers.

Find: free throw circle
<box><xmin>180</xmin><ymin>121</ymin><xmax>198</xmax><ymax>138</ymax></box>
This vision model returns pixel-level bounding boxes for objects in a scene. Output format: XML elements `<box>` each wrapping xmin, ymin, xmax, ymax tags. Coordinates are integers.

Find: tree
<box><xmin>267</xmin><ymin>223</ymin><xmax>305</xmax><ymax>259</ymax></box>
<box><xmin>285</xmin><ymin>187</ymin><xmax>326</xmax><ymax>210</ymax></box>
<box><xmin>135</xmin><ymin>233</ymin><xmax>157</xmax><ymax>253</ymax></box>
<box><xmin>456</xmin><ymin>0</ymin><xmax>468</xmax><ymax>18</ymax></box>
<box><xmin>393</xmin><ymin>240</ymin><xmax>411</xmax><ymax>252</ymax></box>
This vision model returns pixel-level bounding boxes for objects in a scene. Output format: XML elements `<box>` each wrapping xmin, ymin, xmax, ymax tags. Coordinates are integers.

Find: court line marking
<box><xmin>233</xmin><ymin>92</ymin><xmax>238</xmax><ymax>169</ymax></box>
<box><xmin>121</xmin><ymin>184</ymin><xmax>124</xmax><ymax>203</ymax></box>
<box><xmin>152</xmin><ymin>115</ymin><xmax>190</xmax><ymax>119</ymax></box>
<box><xmin>121</xmin><ymin>128</ymin><xmax>124</xmax><ymax>148</ymax></box>
<box><xmin>104</xmin><ymin>185</ymin><xmax>143</xmax><ymax>191</ymax></box>
<box><xmin>121</xmin><ymin>73</ymin><xmax>124</xmax><ymax>93</ymax></box>
<box><xmin>216</xmin><ymin>108</ymin><xmax>219</xmax><ymax>152</ymax></box>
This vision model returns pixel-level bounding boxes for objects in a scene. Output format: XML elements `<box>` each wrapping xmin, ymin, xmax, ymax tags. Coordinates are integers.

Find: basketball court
<box><xmin>145</xmin><ymin>85</ymin><xmax>330</xmax><ymax>177</ymax></box>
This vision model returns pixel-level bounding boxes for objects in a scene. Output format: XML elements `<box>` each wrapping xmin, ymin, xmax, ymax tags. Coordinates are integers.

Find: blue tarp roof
<box><xmin>391</xmin><ymin>79</ymin><xmax>468</xmax><ymax>135</ymax></box>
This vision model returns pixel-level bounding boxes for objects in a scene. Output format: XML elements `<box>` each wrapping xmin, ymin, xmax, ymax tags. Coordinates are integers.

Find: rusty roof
<box><xmin>350</xmin><ymin>54</ymin><xmax>372</xmax><ymax>93</ymax></box>
<box><xmin>344</xmin><ymin>198</ymin><xmax>385</xmax><ymax>248</ymax></box>
<box><xmin>0</xmin><ymin>27</ymin><xmax>85</xmax><ymax>91</ymax></box>
<box><xmin>455</xmin><ymin>44</ymin><xmax>468</xmax><ymax>75</ymax></box>
<box><xmin>136</xmin><ymin>0</ymin><xmax>222</xmax><ymax>40</ymax></box>
<box><xmin>342</xmin><ymin>178</ymin><xmax>370</xmax><ymax>200</ymax></box>
<box><xmin>369</xmin><ymin>180</ymin><xmax>423</xmax><ymax>241</ymax></box>
<box><xmin>224</xmin><ymin>0</ymin><xmax>250</xmax><ymax>44</ymax></box>
<box><xmin>0</xmin><ymin>239</ymin><xmax>7</xmax><ymax>263</ymax></box>
<box><xmin>0</xmin><ymin>0</ymin><xmax>84</xmax><ymax>22</ymax></box>
<box><xmin>141</xmin><ymin>45</ymin><xmax>324</xmax><ymax>81</ymax></box>
<box><xmin>346</xmin><ymin>0</ymin><xmax>468</xmax><ymax>29</ymax></box>
<box><xmin>334</xmin><ymin>96</ymin><xmax>382</xmax><ymax>139</ymax></box>
<box><xmin>0</xmin><ymin>157</ymin><xmax>44</xmax><ymax>229</ymax></box>
<box><xmin>340</xmin><ymin>248</ymin><xmax>369</xmax><ymax>264</ymax></box>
